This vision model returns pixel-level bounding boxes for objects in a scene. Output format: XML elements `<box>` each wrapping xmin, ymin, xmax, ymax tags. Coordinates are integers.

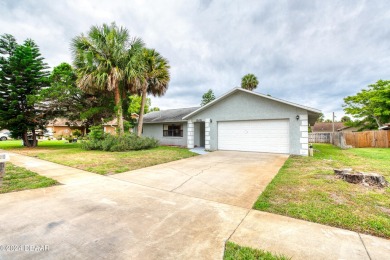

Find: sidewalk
<box><xmin>230</xmin><ymin>210</ymin><xmax>390</xmax><ymax>260</ymax></box>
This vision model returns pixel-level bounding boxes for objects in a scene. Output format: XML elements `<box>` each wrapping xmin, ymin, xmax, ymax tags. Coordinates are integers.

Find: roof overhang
<box><xmin>143</xmin><ymin>120</ymin><xmax>187</xmax><ymax>124</ymax></box>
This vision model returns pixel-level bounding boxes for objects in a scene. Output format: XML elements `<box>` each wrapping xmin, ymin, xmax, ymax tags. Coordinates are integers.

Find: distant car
<box><xmin>0</xmin><ymin>132</ymin><xmax>9</xmax><ymax>141</ymax></box>
<box><xmin>44</xmin><ymin>131</ymin><xmax>54</xmax><ymax>138</ymax></box>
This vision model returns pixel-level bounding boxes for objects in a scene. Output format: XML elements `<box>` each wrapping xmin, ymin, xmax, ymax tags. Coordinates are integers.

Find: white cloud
<box><xmin>1</xmin><ymin>0</ymin><xmax>389</xmax><ymax>120</ymax></box>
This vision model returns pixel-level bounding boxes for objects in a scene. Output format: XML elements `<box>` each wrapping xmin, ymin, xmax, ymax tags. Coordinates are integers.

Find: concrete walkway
<box><xmin>189</xmin><ymin>147</ymin><xmax>209</xmax><ymax>155</ymax></box>
<box><xmin>230</xmin><ymin>211</ymin><xmax>390</xmax><ymax>260</ymax></box>
<box><xmin>1</xmin><ymin>151</ymin><xmax>389</xmax><ymax>259</ymax></box>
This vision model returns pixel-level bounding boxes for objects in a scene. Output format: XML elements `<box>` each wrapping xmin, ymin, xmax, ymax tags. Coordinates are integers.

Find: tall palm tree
<box><xmin>71</xmin><ymin>23</ymin><xmax>144</xmax><ymax>135</ymax></box>
<box><xmin>241</xmin><ymin>73</ymin><xmax>259</xmax><ymax>91</ymax></box>
<box><xmin>133</xmin><ymin>48</ymin><xmax>170</xmax><ymax>137</ymax></box>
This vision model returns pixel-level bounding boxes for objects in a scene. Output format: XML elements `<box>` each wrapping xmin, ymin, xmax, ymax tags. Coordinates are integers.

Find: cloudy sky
<box><xmin>1</xmin><ymin>0</ymin><xmax>389</xmax><ymax>120</ymax></box>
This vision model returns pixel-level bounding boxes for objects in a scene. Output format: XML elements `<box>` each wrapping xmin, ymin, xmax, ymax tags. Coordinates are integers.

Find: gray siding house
<box><xmin>142</xmin><ymin>107</ymin><xmax>197</xmax><ymax>147</ymax></box>
<box><xmin>142</xmin><ymin>88</ymin><xmax>321</xmax><ymax>155</ymax></box>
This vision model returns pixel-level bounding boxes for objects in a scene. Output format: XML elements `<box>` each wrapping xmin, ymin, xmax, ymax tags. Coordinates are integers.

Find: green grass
<box><xmin>0</xmin><ymin>163</ymin><xmax>58</xmax><ymax>193</ymax></box>
<box><xmin>0</xmin><ymin>140</ymin><xmax>198</xmax><ymax>175</ymax></box>
<box><xmin>254</xmin><ymin>144</ymin><xmax>390</xmax><ymax>238</ymax></box>
<box><xmin>224</xmin><ymin>242</ymin><xmax>289</xmax><ymax>260</ymax></box>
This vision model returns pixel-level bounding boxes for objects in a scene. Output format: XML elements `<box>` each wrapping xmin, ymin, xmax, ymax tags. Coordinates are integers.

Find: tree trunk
<box><xmin>137</xmin><ymin>86</ymin><xmax>147</xmax><ymax>137</ymax></box>
<box><xmin>114</xmin><ymin>87</ymin><xmax>124</xmax><ymax>135</ymax></box>
<box><xmin>22</xmin><ymin>132</ymin><xmax>31</xmax><ymax>147</ymax></box>
<box><xmin>373</xmin><ymin>116</ymin><xmax>382</xmax><ymax>128</ymax></box>
<box><xmin>32</xmin><ymin>130</ymin><xmax>38</xmax><ymax>147</ymax></box>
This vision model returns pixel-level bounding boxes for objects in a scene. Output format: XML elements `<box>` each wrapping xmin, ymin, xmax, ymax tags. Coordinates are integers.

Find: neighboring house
<box><xmin>103</xmin><ymin>114</ymin><xmax>139</xmax><ymax>135</ymax></box>
<box><xmin>337</xmin><ymin>125</ymin><xmax>359</xmax><ymax>132</ymax></box>
<box><xmin>47</xmin><ymin>118</ymin><xmax>85</xmax><ymax>137</ymax></box>
<box><xmin>141</xmin><ymin>88</ymin><xmax>321</xmax><ymax>155</ymax></box>
<box><xmin>379</xmin><ymin>123</ymin><xmax>390</xmax><ymax>130</ymax></box>
<box><xmin>311</xmin><ymin>122</ymin><xmax>358</xmax><ymax>133</ymax></box>
<box><xmin>103</xmin><ymin>119</ymin><xmax>117</xmax><ymax>135</ymax></box>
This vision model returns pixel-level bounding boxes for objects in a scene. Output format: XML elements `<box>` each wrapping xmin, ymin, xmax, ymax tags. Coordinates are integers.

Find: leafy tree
<box><xmin>343</xmin><ymin>80</ymin><xmax>390</xmax><ymax>129</ymax></box>
<box><xmin>128</xmin><ymin>95</ymin><xmax>151</xmax><ymax>115</ymax></box>
<box><xmin>132</xmin><ymin>48</ymin><xmax>170</xmax><ymax>137</ymax></box>
<box><xmin>149</xmin><ymin>107</ymin><xmax>160</xmax><ymax>112</ymax></box>
<box><xmin>324</xmin><ymin>119</ymin><xmax>332</xmax><ymax>123</ymax></box>
<box><xmin>0</xmin><ymin>34</ymin><xmax>50</xmax><ymax>146</ymax></box>
<box><xmin>316</xmin><ymin>113</ymin><xmax>325</xmax><ymax>122</ymax></box>
<box><xmin>40</xmin><ymin>62</ymin><xmax>83</xmax><ymax>120</ymax></box>
<box><xmin>241</xmin><ymin>73</ymin><xmax>259</xmax><ymax>91</ymax></box>
<box><xmin>42</xmin><ymin>62</ymin><xmax>116</xmax><ymax>127</ymax></box>
<box><xmin>340</xmin><ymin>116</ymin><xmax>351</xmax><ymax>122</ymax></box>
<box><xmin>201</xmin><ymin>89</ymin><xmax>215</xmax><ymax>106</ymax></box>
<box><xmin>71</xmin><ymin>23</ymin><xmax>144</xmax><ymax>135</ymax></box>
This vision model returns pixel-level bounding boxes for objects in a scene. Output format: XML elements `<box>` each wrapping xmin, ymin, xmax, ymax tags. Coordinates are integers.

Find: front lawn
<box><xmin>254</xmin><ymin>144</ymin><xmax>390</xmax><ymax>238</ymax></box>
<box><xmin>1</xmin><ymin>163</ymin><xmax>58</xmax><ymax>193</ymax></box>
<box><xmin>0</xmin><ymin>140</ymin><xmax>198</xmax><ymax>175</ymax></box>
<box><xmin>224</xmin><ymin>242</ymin><xmax>289</xmax><ymax>260</ymax></box>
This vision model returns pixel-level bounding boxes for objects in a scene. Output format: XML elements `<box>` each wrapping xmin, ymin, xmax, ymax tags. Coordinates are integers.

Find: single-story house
<box><xmin>103</xmin><ymin>113</ymin><xmax>139</xmax><ymax>135</ymax></box>
<box><xmin>46</xmin><ymin>118</ymin><xmax>85</xmax><ymax>137</ymax></box>
<box><xmin>311</xmin><ymin>122</ymin><xmax>358</xmax><ymax>133</ymax></box>
<box><xmin>141</xmin><ymin>88</ymin><xmax>321</xmax><ymax>155</ymax></box>
<box><xmin>103</xmin><ymin>119</ymin><xmax>118</xmax><ymax>135</ymax></box>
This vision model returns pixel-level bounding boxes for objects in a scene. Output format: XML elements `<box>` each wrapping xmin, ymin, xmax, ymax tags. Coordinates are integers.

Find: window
<box><xmin>163</xmin><ymin>124</ymin><xmax>183</xmax><ymax>137</ymax></box>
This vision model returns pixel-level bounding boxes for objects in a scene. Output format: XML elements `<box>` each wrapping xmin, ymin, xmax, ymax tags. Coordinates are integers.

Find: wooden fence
<box><xmin>309</xmin><ymin>131</ymin><xmax>390</xmax><ymax>148</ymax></box>
<box><xmin>335</xmin><ymin>131</ymin><xmax>390</xmax><ymax>148</ymax></box>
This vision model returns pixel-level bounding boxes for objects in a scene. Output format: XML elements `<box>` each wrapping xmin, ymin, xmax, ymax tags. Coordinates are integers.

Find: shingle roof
<box><xmin>103</xmin><ymin>119</ymin><xmax>117</xmax><ymax>126</ymax></box>
<box><xmin>47</xmin><ymin>118</ymin><xmax>83</xmax><ymax>127</ymax></box>
<box><xmin>312</xmin><ymin>122</ymin><xmax>345</xmax><ymax>132</ymax></box>
<box><xmin>143</xmin><ymin>107</ymin><xmax>200</xmax><ymax>123</ymax></box>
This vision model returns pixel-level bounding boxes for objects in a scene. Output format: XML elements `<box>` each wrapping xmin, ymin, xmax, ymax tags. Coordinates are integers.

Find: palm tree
<box><xmin>133</xmin><ymin>48</ymin><xmax>170</xmax><ymax>136</ymax></box>
<box><xmin>241</xmin><ymin>73</ymin><xmax>259</xmax><ymax>91</ymax></box>
<box><xmin>71</xmin><ymin>23</ymin><xmax>144</xmax><ymax>135</ymax></box>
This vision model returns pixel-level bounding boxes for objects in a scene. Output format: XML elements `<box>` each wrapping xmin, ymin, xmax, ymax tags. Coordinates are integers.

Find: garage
<box><xmin>182</xmin><ymin>88</ymin><xmax>321</xmax><ymax>155</ymax></box>
<box><xmin>217</xmin><ymin>119</ymin><xmax>290</xmax><ymax>153</ymax></box>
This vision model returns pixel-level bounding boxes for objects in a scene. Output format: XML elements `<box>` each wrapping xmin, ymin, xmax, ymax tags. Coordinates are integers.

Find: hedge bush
<box><xmin>81</xmin><ymin>133</ymin><xmax>159</xmax><ymax>152</ymax></box>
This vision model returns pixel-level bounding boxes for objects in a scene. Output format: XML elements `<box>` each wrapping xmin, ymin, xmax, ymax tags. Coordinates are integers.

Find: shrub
<box><xmin>72</xmin><ymin>129</ymin><xmax>82</xmax><ymax>138</ymax></box>
<box><xmin>88</xmin><ymin>126</ymin><xmax>105</xmax><ymax>140</ymax></box>
<box><xmin>81</xmin><ymin>133</ymin><xmax>159</xmax><ymax>152</ymax></box>
<box><xmin>80</xmin><ymin>139</ymin><xmax>104</xmax><ymax>150</ymax></box>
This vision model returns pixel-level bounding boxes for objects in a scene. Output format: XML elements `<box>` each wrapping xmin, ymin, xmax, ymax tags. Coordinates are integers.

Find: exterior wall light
<box><xmin>296</xmin><ymin>115</ymin><xmax>300</xmax><ymax>120</ymax></box>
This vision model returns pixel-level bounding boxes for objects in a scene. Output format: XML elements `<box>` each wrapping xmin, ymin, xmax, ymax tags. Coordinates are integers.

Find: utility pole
<box><xmin>332</xmin><ymin>112</ymin><xmax>335</xmax><ymax>132</ymax></box>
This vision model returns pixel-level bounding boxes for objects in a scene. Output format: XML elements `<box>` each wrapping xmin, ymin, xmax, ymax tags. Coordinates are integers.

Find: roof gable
<box><xmin>183</xmin><ymin>88</ymin><xmax>321</xmax><ymax>120</ymax></box>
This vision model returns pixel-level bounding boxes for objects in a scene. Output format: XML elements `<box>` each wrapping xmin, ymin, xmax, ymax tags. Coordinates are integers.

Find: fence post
<box><xmin>0</xmin><ymin>162</ymin><xmax>4</xmax><ymax>186</ymax></box>
<box><xmin>0</xmin><ymin>153</ymin><xmax>10</xmax><ymax>187</ymax></box>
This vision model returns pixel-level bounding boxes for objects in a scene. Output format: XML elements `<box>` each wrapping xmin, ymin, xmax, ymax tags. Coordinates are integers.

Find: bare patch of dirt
<box><xmin>330</xmin><ymin>193</ymin><xmax>345</xmax><ymax>205</ymax></box>
<box><xmin>314</xmin><ymin>174</ymin><xmax>337</xmax><ymax>180</ymax></box>
<box><xmin>377</xmin><ymin>206</ymin><xmax>390</xmax><ymax>216</ymax></box>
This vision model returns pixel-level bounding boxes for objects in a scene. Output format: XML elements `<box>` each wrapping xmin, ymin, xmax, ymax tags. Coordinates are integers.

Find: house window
<box><xmin>163</xmin><ymin>124</ymin><xmax>183</xmax><ymax>137</ymax></box>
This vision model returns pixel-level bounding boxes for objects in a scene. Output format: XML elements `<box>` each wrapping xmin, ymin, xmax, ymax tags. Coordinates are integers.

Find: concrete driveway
<box><xmin>112</xmin><ymin>151</ymin><xmax>288</xmax><ymax>208</ymax></box>
<box><xmin>0</xmin><ymin>151</ymin><xmax>287</xmax><ymax>259</ymax></box>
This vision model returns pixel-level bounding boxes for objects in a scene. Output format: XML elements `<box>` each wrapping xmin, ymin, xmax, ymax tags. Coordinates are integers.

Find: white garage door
<box><xmin>218</xmin><ymin>120</ymin><xmax>289</xmax><ymax>153</ymax></box>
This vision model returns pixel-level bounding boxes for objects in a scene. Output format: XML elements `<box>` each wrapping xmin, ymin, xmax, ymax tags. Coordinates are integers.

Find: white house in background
<box><xmin>139</xmin><ymin>88</ymin><xmax>321</xmax><ymax>156</ymax></box>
